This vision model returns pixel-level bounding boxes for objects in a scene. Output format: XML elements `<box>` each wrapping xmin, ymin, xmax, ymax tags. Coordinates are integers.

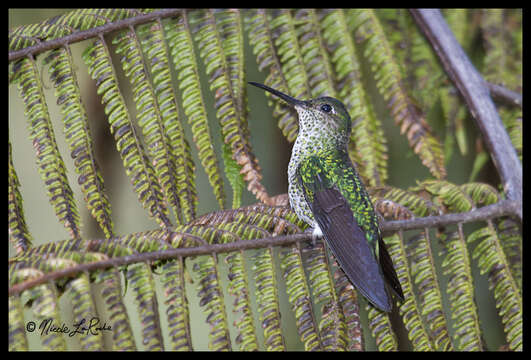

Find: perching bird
<box><xmin>249</xmin><ymin>82</ymin><xmax>404</xmax><ymax>312</ymax></box>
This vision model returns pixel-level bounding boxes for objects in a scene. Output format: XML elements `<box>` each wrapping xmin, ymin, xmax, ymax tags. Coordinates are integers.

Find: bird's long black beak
<box><xmin>249</xmin><ymin>82</ymin><xmax>306</xmax><ymax>107</ymax></box>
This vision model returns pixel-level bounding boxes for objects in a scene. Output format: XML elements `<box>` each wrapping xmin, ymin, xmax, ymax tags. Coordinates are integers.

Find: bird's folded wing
<box><xmin>297</xmin><ymin>159</ymin><xmax>392</xmax><ymax>311</ymax></box>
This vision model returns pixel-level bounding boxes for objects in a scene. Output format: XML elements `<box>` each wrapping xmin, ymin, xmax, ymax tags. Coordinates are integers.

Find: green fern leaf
<box><xmin>94</xmin><ymin>267</ymin><xmax>137</xmax><ymax>350</ymax></box>
<box><xmin>66</xmin><ymin>270</ymin><xmax>104</xmax><ymax>350</ymax></box>
<box><xmin>160</xmin><ymin>258</ymin><xmax>193</xmax><ymax>350</ymax></box>
<box><xmin>140</xmin><ymin>20</ymin><xmax>198</xmax><ymax>223</ymax></box>
<box><xmin>193</xmin><ymin>256</ymin><xmax>232</xmax><ymax>350</ymax></box>
<box><xmin>8</xmin><ymin>295</ymin><xmax>28</xmax><ymax>351</ymax></box>
<box><xmin>8</xmin><ymin>9</ymin><xmax>146</xmax><ymax>52</ymax></box>
<box><xmin>385</xmin><ymin>232</ymin><xmax>434</xmax><ymax>351</ymax></box>
<box><xmin>44</xmin><ymin>47</ymin><xmax>114</xmax><ymax>237</ymax></box>
<box><xmin>245</xmin><ymin>9</ymin><xmax>299</xmax><ymax>142</ymax></box>
<box><xmin>114</xmin><ymin>29</ymin><xmax>184</xmax><ymax>224</ymax></box>
<box><xmin>8</xmin><ymin>141</ymin><xmax>33</xmax><ymax>254</ymax></box>
<box><xmin>253</xmin><ymin>247</ymin><xmax>285</xmax><ymax>350</ymax></box>
<box><xmin>83</xmin><ymin>39</ymin><xmax>171</xmax><ymax>228</ymax></box>
<box><xmin>467</xmin><ymin>224</ymin><xmax>522</xmax><ymax>351</ymax></box>
<box><xmin>225</xmin><ymin>250</ymin><xmax>259</xmax><ymax>350</ymax></box>
<box><xmin>367</xmin><ymin>305</ymin><xmax>398</xmax><ymax>351</ymax></box>
<box><xmin>14</xmin><ymin>56</ymin><xmax>82</xmax><ymax>239</ymax></box>
<box><xmin>165</xmin><ymin>12</ymin><xmax>225</xmax><ymax>210</ymax></box>
<box><xmin>12</xmin><ymin>268</ymin><xmax>66</xmax><ymax>350</ymax></box>
<box><xmin>281</xmin><ymin>246</ymin><xmax>323</xmax><ymax>350</ymax></box>
<box><xmin>349</xmin><ymin>9</ymin><xmax>446</xmax><ymax>180</ymax></box>
<box><xmin>406</xmin><ymin>231</ymin><xmax>452</xmax><ymax>350</ymax></box>
<box><xmin>440</xmin><ymin>227</ymin><xmax>482</xmax><ymax>350</ymax></box>
<box><xmin>294</xmin><ymin>9</ymin><xmax>336</xmax><ymax>99</ymax></box>
<box><xmin>194</xmin><ymin>9</ymin><xmax>270</xmax><ymax>205</ymax></box>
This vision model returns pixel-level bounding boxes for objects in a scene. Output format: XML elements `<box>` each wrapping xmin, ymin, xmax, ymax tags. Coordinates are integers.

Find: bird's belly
<box><xmin>288</xmin><ymin>179</ymin><xmax>315</xmax><ymax>226</ymax></box>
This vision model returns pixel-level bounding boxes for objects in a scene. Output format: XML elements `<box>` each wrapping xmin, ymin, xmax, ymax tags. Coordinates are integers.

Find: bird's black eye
<box><xmin>320</xmin><ymin>104</ymin><xmax>332</xmax><ymax>112</ymax></box>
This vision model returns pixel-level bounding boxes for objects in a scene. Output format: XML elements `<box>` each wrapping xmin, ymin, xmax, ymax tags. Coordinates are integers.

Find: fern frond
<box><xmin>8</xmin><ymin>295</ymin><xmax>28</xmax><ymax>351</ymax></box>
<box><xmin>495</xmin><ymin>218</ymin><xmax>522</xmax><ymax>289</ymax></box>
<box><xmin>165</xmin><ymin>12</ymin><xmax>225</xmax><ymax>210</ymax></box>
<box><xmin>94</xmin><ymin>267</ymin><xmax>137</xmax><ymax>350</ymax></box>
<box><xmin>194</xmin><ymin>9</ymin><xmax>271</xmax><ymax>205</ymax></box>
<box><xmin>83</xmin><ymin>238</ymin><xmax>165</xmax><ymax>350</ymax></box>
<box><xmin>305</xmin><ymin>242</ymin><xmax>348</xmax><ymax>350</ymax></box>
<box><xmin>321</xmin><ymin>9</ymin><xmax>388</xmax><ymax>187</ymax></box>
<box><xmin>83</xmin><ymin>38</ymin><xmax>171</xmax><ymax>228</ymax></box>
<box><xmin>225</xmin><ymin>250</ymin><xmax>259</xmax><ymax>351</ymax></box>
<box><xmin>270</xmin><ymin>9</ymin><xmax>311</xmax><ymax>103</ymax></box>
<box><xmin>440</xmin><ymin>227</ymin><xmax>482</xmax><ymax>350</ymax></box>
<box><xmin>44</xmin><ymin>46</ymin><xmax>114</xmax><ymax>237</ymax></box>
<box><xmin>500</xmin><ymin>108</ymin><xmax>522</xmax><ymax>162</ymax></box>
<box><xmin>369</xmin><ymin>185</ymin><xmax>441</xmax><ymax>217</ymax></box>
<box><xmin>349</xmin><ymin>9</ymin><xmax>446</xmax><ymax>180</ymax></box>
<box><xmin>223</xmin><ymin>143</ymin><xmax>245</xmax><ymax>209</ymax></box>
<box><xmin>460</xmin><ymin>183</ymin><xmax>499</xmax><ymax>207</ymax></box>
<box><xmin>160</xmin><ymin>258</ymin><xmax>192</xmax><ymax>350</ymax></box>
<box><xmin>67</xmin><ymin>270</ymin><xmax>104</xmax><ymax>350</ymax></box>
<box><xmin>385</xmin><ymin>232</ymin><xmax>434</xmax><ymax>351</ymax></box>
<box><xmin>217</xmin><ymin>9</ymin><xmax>249</xmax><ymax>139</ymax></box>
<box><xmin>13</xmin><ymin>56</ymin><xmax>82</xmax><ymax>238</ymax></box>
<box><xmin>332</xmin><ymin>267</ymin><xmax>364</xmax><ymax>351</ymax></box>
<box><xmin>406</xmin><ymin>231</ymin><xmax>452</xmax><ymax>350</ymax></box>
<box><xmin>253</xmin><ymin>248</ymin><xmax>285</xmax><ymax>350</ymax></box>
<box><xmin>417</xmin><ymin>180</ymin><xmax>474</xmax><ymax>213</ymax></box>
<box><xmin>114</xmin><ymin>28</ymin><xmax>184</xmax><ymax>224</ymax></box>
<box><xmin>367</xmin><ymin>306</ymin><xmax>398</xmax><ymax>351</ymax></box>
<box><xmin>8</xmin><ymin>140</ymin><xmax>33</xmax><ymax>254</ymax></box>
<box><xmin>280</xmin><ymin>246</ymin><xmax>322</xmax><ymax>350</ymax></box>
<box><xmin>467</xmin><ymin>223</ymin><xmax>522</xmax><ymax>351</ymax></box>
<box><xmin>140</xmin><ymin>19</ymin><xmax>198</xmax><ymax>223</ymax></box>
<box><xmin>11</xmin><ymin>268</ymin><xmax>66</xmax><ymax>350</ymax></box>
<box><xmin>245</xmin><ymin>9</ymin><xmax>299</xmax><ymax>142</ymax></box>
<box><xmin>193</xmin><ymin>255</ymin><xmax>232</xmax><ymax>350</ymax></box>
<box><xmin>126</xmin><ymin>262</ymin><xmax>164</xmax><ymax>350</ymax></box>
<box><xmin>176</xmin><ymin>224</ymin><xmax>232</xmax><ymax>350</ymax></box>
<box><xmin>294</xmin><ymin>9</ymin><xmax>336</xmax><ymax>98</ymax></box>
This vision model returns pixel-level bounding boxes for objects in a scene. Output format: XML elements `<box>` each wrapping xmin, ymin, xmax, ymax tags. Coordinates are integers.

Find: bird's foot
<box><xmin>304</xmin><ymin>223</ymin><xmax>323</xmax><ymax>248</ymax></box>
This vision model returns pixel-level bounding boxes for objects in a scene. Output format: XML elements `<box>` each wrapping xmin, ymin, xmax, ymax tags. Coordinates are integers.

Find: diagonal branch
<box><xmin>409</xmin><ymin>9</ymin><xmax>522</xmax><ymax>222</ymax></box>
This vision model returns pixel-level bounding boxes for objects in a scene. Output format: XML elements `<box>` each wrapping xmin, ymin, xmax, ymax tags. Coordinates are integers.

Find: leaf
<box><xmin>468</xmin><ymin>223</ymin><xmax>522</xmax><ymax>351</ymax></box>
<box><xmin>8</xmin><ymin>140</ymin><xmax>33</xmax><ymax>254</ymax></box>
<box><xmin>349</xmin><ymin>9</ymin><xmax>446</xmax><ymax>180</ymax></box>
<box><xmin>440</xmin><ymin>227</ymin><xmax>482</xmax><ymax>350</ymax></box>
<box><xmin>165</xmin><ymin>12</ymin><xmax>225</xmax><ymax>211</ymax></box>
<box><xmin>83</xmin><ymin>38</ymin><xmax>172</xmax><ymax>228</ymax></box>
<box><xmin>245</xmin><ymin>9</ymin><xmax>299</xmax><ymax>142</ymax></box>
<box><xmin>140</xmin><ymin>20</ymin><xmax>198</xmax><ymax>223</ymax></box>
<box><xmin>44</xmin><ymin>46</ymin><xmax>114</xmax><ymax>237</ymax></box>
<box><xmin>13</xmin><ymin>56</ymin><xmax>82</xmax><ymax>239</ymax></box>
<box><xmin>194</xmin><ymin>9</ymin><xmax>271</xmax><ymax>205</ymax></box>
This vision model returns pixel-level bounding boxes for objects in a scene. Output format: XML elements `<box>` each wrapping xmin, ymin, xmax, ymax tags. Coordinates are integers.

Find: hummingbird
<box><xmin>249</xmin><ymin>82</ymin><xmax>404</xmax><ymax>312</ymax></box>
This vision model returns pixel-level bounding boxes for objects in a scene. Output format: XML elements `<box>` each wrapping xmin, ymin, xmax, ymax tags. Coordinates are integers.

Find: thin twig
<box><xmin>8</xmin><ymin>9</ymin><xmax>182</xmax><ymax>62</ymax></box>
<box><xmin>486</xmin><ymin>82</ymin><xmax>522</xmax><ymax>108</ymax></box>
<box><xmin>9</xmin><ymin>199</ymin><xmax>518</xmax><ymax>296</ymax></box>
<box><xmin>410</xmin><ymin>9</ymin><xmax>522</xmax><ymax>222</ymax></box>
